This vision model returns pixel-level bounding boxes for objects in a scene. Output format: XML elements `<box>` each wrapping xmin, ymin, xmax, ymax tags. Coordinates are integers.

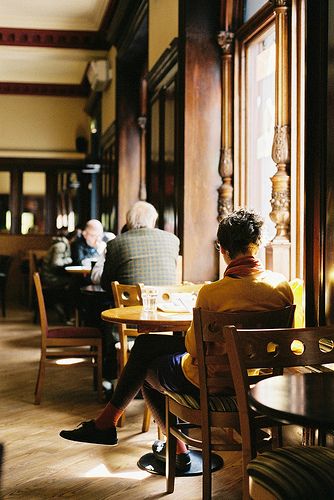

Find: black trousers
<box><xmin>111</xmin><ymin>334</ymin><xmax>199</xmax><ymax>434</ymax></box>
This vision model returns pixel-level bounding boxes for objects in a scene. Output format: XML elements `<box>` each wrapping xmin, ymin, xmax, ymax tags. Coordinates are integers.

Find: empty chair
<box><xmin>111</xmin><ymin>280</ymin><xmax>151</xmax><ymax>431</ymax></box>
<box><xmin>165</xmin><ymin>305</ymin><xmax>295</xmax><ymax>499</ymax></box>
<box><xmin>33</xmin><ymin>272</ymin><xmax>103</xmax><ymax>404</ymax></box>
<box><xmin>224</xmin><ymin>323</ymin><xmax>334</xmax><ymax>499</ymax></box>
<box><xmin>0</xmin><ymin>255</ymin><xmax>12</xmax><ymax>317</ymax></box>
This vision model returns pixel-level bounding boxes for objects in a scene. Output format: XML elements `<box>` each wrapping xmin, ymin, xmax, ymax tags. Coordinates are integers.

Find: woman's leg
<box><xmin>95</xmin><ymin>334</ymin><xmax>185</xmax><ymax>428</ymax></box>
<box><xmin>141</xmin><ymin>352</ymin><xmax>199</xmax><ymax>433</ymax></box>
<box><xmin>59</xmin><ymin>334</ymin><xmax>186</xmax><ymax>444</ymax></box>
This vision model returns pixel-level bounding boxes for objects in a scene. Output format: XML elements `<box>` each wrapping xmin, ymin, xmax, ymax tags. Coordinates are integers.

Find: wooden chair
<box><xmin>224</xmin><ymin>324</ymin><xmax>334</xmax><ymax>499</ymax></box>
<box><xmin>165</xmin><ymin>305</ymin><xmax>295</xmax><ymax>499</ymax></box>
<box><xmin>33</xmin><ymin>272</ymin><xmax>103</xmax><ymax>404</ymax></box>
<box><xmin>0</xmin><ymin>255</ymin><xmax>12</xmax><ymax>317</ymax></box>
<box><xmin>111</xmin><ymin>281</ymin><xmax>151</xmax><ymax>431</ymax></box>
<box><xmin>28</xmin><ymin>250</ymin><xmax>48</xmax><ymax>308</ymax></box>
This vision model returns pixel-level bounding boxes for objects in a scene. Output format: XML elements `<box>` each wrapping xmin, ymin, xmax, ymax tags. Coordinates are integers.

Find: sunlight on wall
<box><xmin>148</xmin><ymin>0</ymin><xmax>178</xmax><ymax>70</ymax></box>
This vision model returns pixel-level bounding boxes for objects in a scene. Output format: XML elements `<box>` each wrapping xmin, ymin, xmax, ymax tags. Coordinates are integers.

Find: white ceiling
<box><xmin>0</xmin><ymin>0</ymin><xmax>110</xmax><ymax>88</ymax></box>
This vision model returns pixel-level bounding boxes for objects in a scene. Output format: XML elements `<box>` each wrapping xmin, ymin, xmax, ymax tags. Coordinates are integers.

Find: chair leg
<box><xmin>142</xmin><ymin>405</ymin><xmax>151</xmax><ymax>432</ymax></box>
<box><xmin>201</xmin><ymin>422</ymin><xmax>212</xmax><ymax>499</ymax></box>
<box><xmin>34</xmin><ymin>356</ymin><xmax>46</xmax><ymax>405</ymax></box>
<box><xmin>166</xmin><ymin>400</ymin><xmax>177</xmax><ymax>494</ymax></box>
<box><xmin>96</xmin><ymin>344</ymin><xmax>104</xmax><ymax>403</ymax></box>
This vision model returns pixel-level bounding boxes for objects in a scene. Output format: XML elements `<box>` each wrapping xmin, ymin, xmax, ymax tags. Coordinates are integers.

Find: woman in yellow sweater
<box><xmin>60</xmin><ymin>209</ymin><xmax>293</xmax><ymax>471</ymax></box>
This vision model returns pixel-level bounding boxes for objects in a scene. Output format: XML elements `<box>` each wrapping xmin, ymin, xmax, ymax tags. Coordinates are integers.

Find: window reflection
<box><xmin>57</xmin><ymin>172</ymin><xmax>79</xmax><ymax>233</ymax></box>
<box><xmin>244</xmin><ymin>0</ymin><xmax>267</xmax><ymax>22</ymax></box>
<box><xmin>22</xmin><ymin>172</ymin><xmax>46</xmax><ymax>234</ymax></box>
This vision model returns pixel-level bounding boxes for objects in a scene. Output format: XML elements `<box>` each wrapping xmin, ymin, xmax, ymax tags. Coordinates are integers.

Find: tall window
<box><xmin>245</xmin><ymin>24</ymin><xmax>276</xmax><ymax>253</ymax></box>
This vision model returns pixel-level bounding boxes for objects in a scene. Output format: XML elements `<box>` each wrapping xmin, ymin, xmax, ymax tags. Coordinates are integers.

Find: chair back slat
<box><xmin>33</xmin><ymin>272</ymin><xmax>49</xmax><ymax>343</ymax></box>
<box><xmin>111</xmin><ymin>281</ymin><xmax>142</xmax><ymax>307</ymax></box>
<box><xmin>225</xmin><ymin>326</ymin><xmax>334</xmax><ymax>370</ymax></box>
<box><xmin>138</xmin><ymin>282</ymin><xmax>204</xmax><ymax>303</ymax></box>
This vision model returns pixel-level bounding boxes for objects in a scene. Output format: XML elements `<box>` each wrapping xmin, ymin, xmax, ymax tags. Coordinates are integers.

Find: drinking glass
<box><xmin>141</xmin><ymin>287</ymin><xmax>158</xmax><ymax>312</ymax></box>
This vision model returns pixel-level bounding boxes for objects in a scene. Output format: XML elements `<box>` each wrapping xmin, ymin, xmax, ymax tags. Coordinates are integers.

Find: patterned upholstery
<box><xmin>165</xmin><ymin>390</ymin><xmax>238</xmax><ymax>412</ymax></box>
<box><xmin>248</xmin><ymin>446</ymin><xmax>334</xmax><ymax>499</ymax></box>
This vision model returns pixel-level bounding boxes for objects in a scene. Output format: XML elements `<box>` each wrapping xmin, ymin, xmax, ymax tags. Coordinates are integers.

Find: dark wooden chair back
<box><xmin>193</xmin><ymin>305</ymin><xmax>296</xmax><ymax>417</ymax></box>
<box><xmin>224</xmin><ymin>323</ymin><xmax>334</xmax><ymax>496</ymax></box>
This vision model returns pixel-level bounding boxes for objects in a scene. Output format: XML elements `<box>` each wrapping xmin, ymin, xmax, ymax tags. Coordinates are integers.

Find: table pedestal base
<box><xmin>137</xmin><ymin>450</ymin><xmax>224</xmax><ymax>477</ymax></box>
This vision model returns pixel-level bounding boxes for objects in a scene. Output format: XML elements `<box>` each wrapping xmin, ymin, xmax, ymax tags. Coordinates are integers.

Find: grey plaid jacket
<box><xmin>101</xmin><ymin>228</ymin><xmax>180</xmax><ymax>292</ymax></box>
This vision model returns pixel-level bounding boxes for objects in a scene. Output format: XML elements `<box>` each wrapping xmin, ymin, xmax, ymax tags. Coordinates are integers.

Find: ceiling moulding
<box><xmin>0</xmin><ymin>28</ymin><xmax>109</xmax><ymax>50</ymax></box>
<box><xmin>0</xmin><ymin>82</ymin><xmax>89</xmax><ymax>97</ymax></box>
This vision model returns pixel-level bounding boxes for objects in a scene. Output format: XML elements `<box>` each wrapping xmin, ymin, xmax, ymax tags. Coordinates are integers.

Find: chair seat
<box><xmin>47</xmin><ymin>326</ymin><xmax>101</xmax><ymax>339</ymax></box>
<box><xmin>165</xmin><ymin>390</ymin><xmax>238</xmax><ymax>412</ymax></box>
<box><xmin>248</xmin><ymin>446</ymin><xmax>334</xmax><ymax>499</ymax></box>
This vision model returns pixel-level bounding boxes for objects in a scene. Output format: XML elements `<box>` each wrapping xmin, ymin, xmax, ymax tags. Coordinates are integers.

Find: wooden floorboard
<box><xmin>0</xmin><ymin>307</ymin><xmax>242</xmax><ymax>499</ymax></box>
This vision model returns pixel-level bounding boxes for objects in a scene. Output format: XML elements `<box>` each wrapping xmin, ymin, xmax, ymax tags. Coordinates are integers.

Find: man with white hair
<box><xmin>71</xmin><ymin>219</ymin><xmax>106</xmax><ymax>266</ymax></box>
<box><xmin>101</xmin><ymin>201</ymin><xmax>179</xmax><ymax>290</ymax></box>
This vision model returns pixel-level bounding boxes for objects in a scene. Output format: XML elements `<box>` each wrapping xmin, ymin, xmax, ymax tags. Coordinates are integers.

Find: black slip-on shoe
<box><xmin>152</xmin><ymin>440</ymin><xmax>191</xmax><ymax>472</ymax></box>
<box><xmin>59</xmin><ymin>420</ymin><xmax>118</xmax><ymax>446</ymax></box>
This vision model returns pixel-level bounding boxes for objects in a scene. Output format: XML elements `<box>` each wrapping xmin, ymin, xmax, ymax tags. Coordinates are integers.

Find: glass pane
<box><xmin>244</xmin><ymin>0</ymin><xmax>267</xmax><ymax>22</ymax></box>
<box><xmin>57</xmin><ymin>172</ymin><xmax>79</xmax><ymax>233</ymax></box>
<box><xmin>245</xmin><ymin>24</ymin><xmax>276</xmax><ymax>261</ymax></box>
<box><xmin>22</xmin><ymin>172</ymin><xmax>46</xmax><ymax>234</ymax></box>
<box><xmin>0</xmin><ymin>172</ymin><xmax>10</xmax><ymax>232</ymax></box>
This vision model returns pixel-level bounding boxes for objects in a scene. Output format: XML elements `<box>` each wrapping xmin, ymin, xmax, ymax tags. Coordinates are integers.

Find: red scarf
<box><xmin>224</xmin><ymin>256</ymin><xmax>264</xmax><ymax>279</ymax></box>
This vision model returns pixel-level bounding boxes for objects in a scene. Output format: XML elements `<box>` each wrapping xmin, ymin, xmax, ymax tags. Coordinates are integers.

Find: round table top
<box><xmin>65</xmin><ymin>265</ymin><xmax>91</xmax><ymax>274</ymax></box>
<box><xmin>249</xmin><ymin>372</ymin><xmax>334</xmax><ymax>427</ymax></box>
<box><xmin>101</xmin><ymin>305</ymin><xmax>192</xmax><ymax>332</ymax></box>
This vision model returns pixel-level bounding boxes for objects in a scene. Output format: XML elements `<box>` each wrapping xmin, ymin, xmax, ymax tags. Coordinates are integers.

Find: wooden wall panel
<box><xmin>180</xmin><ymin>0</ymin><xmax>221</xmax><ymax>282</ymax></box>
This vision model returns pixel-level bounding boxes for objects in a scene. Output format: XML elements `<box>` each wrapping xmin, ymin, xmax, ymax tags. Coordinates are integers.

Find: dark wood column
<box><xmin>304</xmin><ymin>0</ymin><xmax>334</xmax><ymax>325</ymax></box>
<box><xmin>116</xmin><ymin>60</ymin><xmax>141</xmax><ymax>229</ymax></box>
<box><xmin>9</xmin><ymin>170</ymin><xmax>22</xmax><ymax>234</ymax></box>
<box><xmin>45</xmin><ymin>171</ymin><xmax>57</xmax><ymax>233</ymax></box>
<box><xmin>179</xmin><ymin>0</ymin><xmax>221</xmax><ymax>282</ymax></box>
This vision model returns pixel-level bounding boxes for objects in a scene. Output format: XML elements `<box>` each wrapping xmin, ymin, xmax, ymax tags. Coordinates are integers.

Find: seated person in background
<box><xmin>101</xmin><ymin>201</ymin><xmax>180</xmax><ymax>290</ymax></box>
<box><xmin>60</xmin><ymin>209</ymin><xmax>293</xmax><ymax>471</ymax></box>
<box><xmin>40</xmin><ymin>229</ymin><xmax>73</xmax><ymax>323</ymax></box>
<box><xmin>71</xmin><ymin>219</ymin><xmax>106</xmax><ymax>266</ymax></box>
<box><xmin>90</xmin><ymin>225</ymin><xmax>126</xmax><ymax>285</ymax></box>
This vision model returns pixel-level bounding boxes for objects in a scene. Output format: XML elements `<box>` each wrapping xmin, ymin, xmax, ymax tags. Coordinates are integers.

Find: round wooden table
<box><xmin>249</xmin><ymin>372</ymin><xmax>334</xmax><ymax>428</ymax></box>
<box><xmin>65</xmin><ymin>265</ymin><xmax>91</xmax><ymax>276</ymax></box>
<box><xmin>101</xmin><ymin>305</ymin><xmax>193</xmax><ymax>333</ymax></box>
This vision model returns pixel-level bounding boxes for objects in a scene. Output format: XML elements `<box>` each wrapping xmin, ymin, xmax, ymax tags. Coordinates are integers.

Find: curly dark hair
<box><xmin>217</xmin><ymin>208</ymin><xmax>263</xmax><ymax>259</ymax></box>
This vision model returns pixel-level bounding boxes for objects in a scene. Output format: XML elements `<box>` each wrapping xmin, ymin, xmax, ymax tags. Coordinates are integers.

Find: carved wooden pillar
<box><xmin>217</xmin><ymin>31</ymin><xmax>234</xmax><ymax>221</ymax></box>
<box><xmin>138</xmin><ymin>116</ymin><xmax>147</xmax><ymax>200</ymax></box>
<box><xmin>138</xmin><ymin>77</ymin><xmax>147</xmax><ymax>201</ymax></box>
<box><xmin>266</xmin><ymin>0</ymin><xmax>291</xmax><ymax>277</ymax></box>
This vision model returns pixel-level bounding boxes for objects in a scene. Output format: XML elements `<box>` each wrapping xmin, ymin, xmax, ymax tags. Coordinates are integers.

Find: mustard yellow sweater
<box><xmin>181</xmin><ymin>270</ymin><xmax>294</xmax><ymax>394</ymax></box>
